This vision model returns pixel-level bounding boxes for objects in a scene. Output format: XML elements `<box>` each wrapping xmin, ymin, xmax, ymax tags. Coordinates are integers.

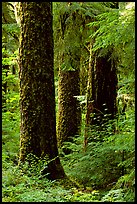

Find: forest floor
<box><xmin>2</xmin><ymin>166</ymin><xmax>106</xmax><ymax>202</ymax></box>
<box><xmin>2</xmin><ymin>107</ymin><xmax>135</xmax><ymax>202</ymax></box>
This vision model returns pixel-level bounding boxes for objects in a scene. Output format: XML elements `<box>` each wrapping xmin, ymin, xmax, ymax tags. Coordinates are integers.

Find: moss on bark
<box><xmin>57</xmin><ymin>70</ymin><xmax>81</xmax><ymax>147</ymax></box>
<box><xmin>18</xmin><ymin>2</ymin><xmax>65</xmax><ymax>179</ymax></box>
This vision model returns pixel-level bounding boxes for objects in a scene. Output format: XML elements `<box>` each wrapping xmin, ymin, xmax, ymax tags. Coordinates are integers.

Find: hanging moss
<box><xmin>18</xmin><ymin>2</ymin><xmax>65</xmax><ymax>179</ymax></box>
<box><xmin>57</xmin><ymin>70</ymin><xmax>81</xmax><ymax>147</ymax></box>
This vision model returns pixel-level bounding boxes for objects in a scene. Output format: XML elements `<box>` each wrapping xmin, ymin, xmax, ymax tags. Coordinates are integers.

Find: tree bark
<box><xmin>84</xmin><ymin>49</ymin><xmax>117</xmax><ymax>149</ymax></box>
<box><xmin>57</xmin><ymin>70</ymin><xmax>81</xmax><ymax>147</ymax></box>
<box><xmin>18</xmin><ymin>2</ymin><xmax>65</xmax><ymax>180</ymax></box>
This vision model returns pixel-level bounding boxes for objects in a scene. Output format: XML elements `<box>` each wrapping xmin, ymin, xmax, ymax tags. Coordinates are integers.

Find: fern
<box><xmin>88</xmin><ymin>4</ymin><xmax>135</xmax><ymax>74</ymax></box>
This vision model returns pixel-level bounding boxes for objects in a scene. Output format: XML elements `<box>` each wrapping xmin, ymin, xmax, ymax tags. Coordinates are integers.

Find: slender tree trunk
<box><xmin>2</xmin><ymin>64</ymin><xmax>9</xmax><ymax>110</ymax></box>
<box><xmin>84</xmin><ymin>42</ymin><xmax>95</xmax><ymax>150</ymax></box>
<box><xmin>18</xmin><ymin>2</ymin><xmax>65</xmax><ymax>180</ymax></box>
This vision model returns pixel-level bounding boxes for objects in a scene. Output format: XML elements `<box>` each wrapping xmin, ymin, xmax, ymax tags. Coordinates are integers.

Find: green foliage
<box><xmin>2</xmin><ymin>2</ymin><xmax>16</xmax><ymax>24</ymax></box>
<box><xmin>101</xmin><ymin>189</ymin><xmax>125</xmax><ymax>202</ymax></box>
<box><xmin>60</xmin><ymin>103</ymin><xmax>135</xmax><ymax>201</ymax></box>
<box><xmin>53</xmin><ymin>2</ymin><xmax>82</xmax><ymax>72</ymax></box>
<box><xmin>2</xmin><ymin>2</ymin><xmax>19</xmax><ymax>52</ymax></box>
<box><xmin>2</xmin><ymin>2</ymin><xmax>135</xmax><ymax>202</ymax></box>
<box><xmin>2</xmin><ymin>156</ymin><xmax>101</xmax><ymax>202</ymax></box>
<box><xmin>88</xmin><ymin>3</ymin><xmax>135</xmax><ymax>73</ymax></box>
<box><xmin>2</xmin><ymin>36</ymin><xmax>20</xmax><ymax>165</ymax></box>
<box><xmin>3</xmin><ymin>68</ymin><xmax>134</xmax><ymax>202</ymax></box>
<box><xmin>2</xmin><ymin>99</ymin><xmax>20</xmax><ymax>164</ymax></box>
<box><xmin>53</xmin><ymin>2</ymin><xmax>116</xmax><ymax>73</ymax></box>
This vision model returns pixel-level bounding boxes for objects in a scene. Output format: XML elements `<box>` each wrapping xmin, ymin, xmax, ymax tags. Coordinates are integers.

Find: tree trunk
<box><xmin>93</xmin><ymin>51</ymin><xmax>117</xmax><ymax>121</ymax></box>
<box><xmin>83</xmin><ymin>3</ymin><xmax>119</xmax><ymax>150</ymax></box>
<box><xmin>84</xmin><ymin>49</ymin><xmax>117</xmax><ymax>149</ymax></box>
<box><xmin>84</xmin><ymin>42</ymin><xmax>94</xmax><ymax>150</ymax></box>
<box><xmin>57</xmin><ymin>5</ymin><xmax>81</xmax><ymax>148</ymax></box>
<box><xmin>18</xmin><ymin>2</ymin><xmax>65</xmax><ymax>180</ymax></box>
<box><xmin>57</xmin><ymin>70</ymin><xmax>81</xmax><ymax>147</ymax></box>
<box><xmin>2</xmin><ymin>64</ymin><xmax>9</xmax><ymax>110</ymax></box>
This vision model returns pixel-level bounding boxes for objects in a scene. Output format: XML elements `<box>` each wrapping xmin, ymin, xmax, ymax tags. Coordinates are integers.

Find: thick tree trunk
<box><xmin>57</xmin><ymin>70</ymin><xmax>81</xmax><ymax>147</ymax></box>
<box><xmin>18</xmin><ymin>2</ymin><xmax>65</xmax><ymax>180</ymax></box>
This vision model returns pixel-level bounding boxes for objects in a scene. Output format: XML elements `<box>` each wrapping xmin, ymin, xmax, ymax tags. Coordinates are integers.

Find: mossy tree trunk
<box><xmin>18</xmin><ymin>2</ymin><xmax>65</xmax><ymax>180</ymax></box>
<box><xmin>57</xmin><ymin>5</ymin><xmax>81</xmax><ymax>148</ymax></box>
<box><xmin>57</xmin><ymin>70</ymin><xmax>81</xmax><ymax>147</ymax></box>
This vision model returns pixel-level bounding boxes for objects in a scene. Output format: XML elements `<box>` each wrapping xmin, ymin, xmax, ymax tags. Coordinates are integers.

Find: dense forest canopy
<box><xmin>2</xmin><ymin>2</ymin><xmax>135</xmax><ymax>202</ymax></box>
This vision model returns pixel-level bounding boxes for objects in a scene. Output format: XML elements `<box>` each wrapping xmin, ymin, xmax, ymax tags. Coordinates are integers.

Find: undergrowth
<box><xmin>2</xmin><ymin>66</ymin><xmax>135</xmax><ymax>202</ymax></box>
<box><xmin>59</xmin><ymin>105</ymin><xmax>135</xmax><ymax>202</ymax></box>
<box><xmin>2</xmin><ymin>96</ymin><xmax>135</xmax><ymax>202</ymax></box>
